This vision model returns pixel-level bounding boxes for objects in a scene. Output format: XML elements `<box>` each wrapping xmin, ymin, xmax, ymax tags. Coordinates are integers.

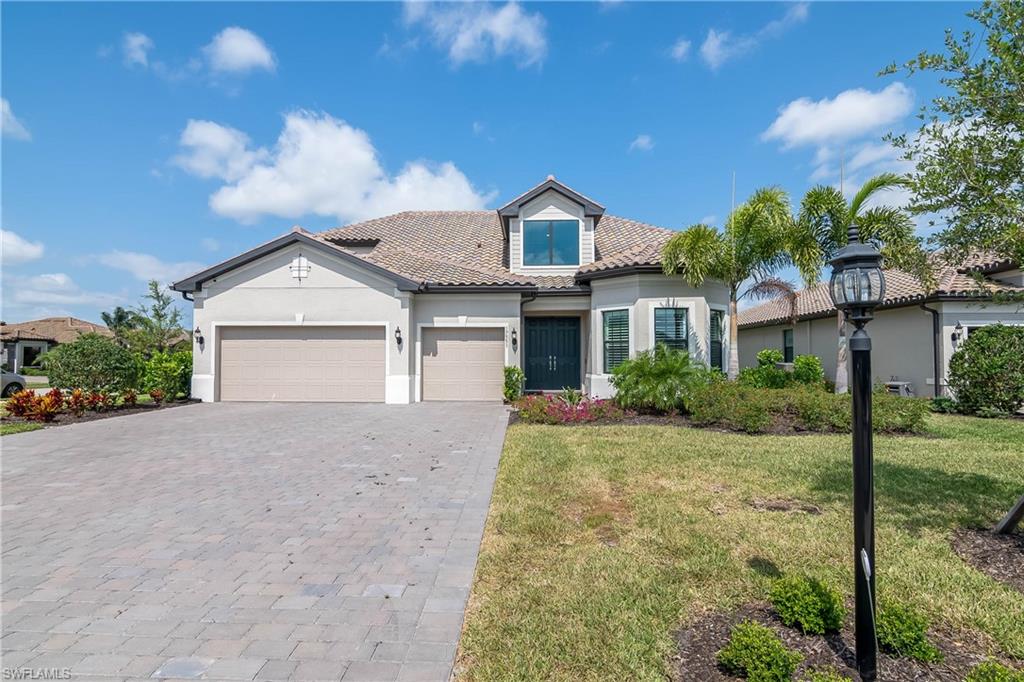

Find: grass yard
<box><xmin>0</xmin><ymin>421</ymin><xmax>44</xmax><ymax>436</ymax></box>
<box><xmin>458</xmin><ymin>415</ymin><xmax>1024</xmax><ymax>681</ymax></box>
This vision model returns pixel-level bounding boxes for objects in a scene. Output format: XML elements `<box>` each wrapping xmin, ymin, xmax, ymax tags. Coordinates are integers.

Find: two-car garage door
<box><xmin>218</xmin><ymin>326</ymin><xmax>385</xmax><ymax>402</ymax></box>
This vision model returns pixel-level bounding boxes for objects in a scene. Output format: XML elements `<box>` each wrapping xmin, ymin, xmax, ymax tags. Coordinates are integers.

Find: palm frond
<box><xmin>849</xmin><ymin>172</ymin><xmax>908</xmax><ymax>220</ymax></box>
<box><xmin>857</xmin><ymin>206</ymin><xmax>936</xmax><ymax>291</ymax></box>
<box><xmin>740</xmin><ymin>277</ymin><xmax>799</xmax><ymax>321</ymax></box>
<box><xmin>661</xmin><ymin>224</ymin><xmax>729</xmax><ymax>286</ymax></box>
<box><xmin>798</xmin><ymin>184</ymin><xmax>849</xmax><ymax>253</ymax></box>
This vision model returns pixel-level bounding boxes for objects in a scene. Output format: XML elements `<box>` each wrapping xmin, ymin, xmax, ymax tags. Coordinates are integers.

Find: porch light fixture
<box><xmin>952</xmin><ymin>322</ymin><xmax>964</xmax><ymax>344</ymax></box>
<box><xmin>193</xmin><ymin>326</ymin><xmax>204</xmax><ymax>345</ymax></box>
<box><xmin>395</xmin><ymin>326</ymin><xmax>402</xmax><ymax>346</ymax></box>
<box><xmin>511</xmin><ymin>327</ymin><xmax>518</xmax><ymax>349</ymax></box>
<box><xmin>828</xmin><ymin>224</ymin><xmax>886</xmax><ymax>682</ymax></box>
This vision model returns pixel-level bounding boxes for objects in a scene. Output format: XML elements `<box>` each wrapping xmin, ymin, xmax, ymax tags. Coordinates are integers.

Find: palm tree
<box><xmin>662</xmin><ymin>187</ymin><xmax>798</xmax><ymax>380</ymax></box>
<box><xmin>788</xmin><ymin>172</ymin><xmax>933</xmax><ymax>393</ymax></box>
<box><xmin>101</xmin><ymin>306</ymin><xmax>143</xmax><ymax>346</ymax></box>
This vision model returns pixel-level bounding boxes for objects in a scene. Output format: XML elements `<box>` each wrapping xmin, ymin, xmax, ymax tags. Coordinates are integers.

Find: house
<box><xmin>171</xmin><ymin>176</ymin><xmax>731</xmax><ymax>403</ymax></box>
<box><xmin>0</xmin><ymin>317</ymin><xmax>112</xmax><ymax>372</ymax></box>
<box><xmin>737</xmin><ymin>254</ymin><xmax>1024</xmax><ymax>397</ymax></box>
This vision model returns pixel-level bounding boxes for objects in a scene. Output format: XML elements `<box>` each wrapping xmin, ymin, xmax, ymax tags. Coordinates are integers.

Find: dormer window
<box><xmin>523</xmin><ymin>220</ymin><xmax>579</xmax><ymax>266</ymax></box>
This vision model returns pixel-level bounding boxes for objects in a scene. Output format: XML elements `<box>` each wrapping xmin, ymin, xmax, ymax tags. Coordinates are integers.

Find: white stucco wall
<box><xmin>190</xmin><ymin>243</ymin><xmax>413</xmax><ymax>403</ymax></box>
<box><xmin>587</xmin><ymin>274</ymin><xmax>731</xmax><ymax>397</ymax></box>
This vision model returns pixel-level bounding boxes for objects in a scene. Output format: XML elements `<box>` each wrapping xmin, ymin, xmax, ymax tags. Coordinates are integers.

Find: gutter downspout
<box><xmin>919</xmin><ymin>302</ymin><xmax>941</xmax><ymax>397</ymax></box>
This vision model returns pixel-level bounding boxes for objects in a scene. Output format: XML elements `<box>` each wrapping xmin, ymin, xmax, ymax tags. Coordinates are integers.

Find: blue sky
<box><xmin>2</xmin><ymin>1</ymin><xmax>972</xmax><ymax>323</ymax></box>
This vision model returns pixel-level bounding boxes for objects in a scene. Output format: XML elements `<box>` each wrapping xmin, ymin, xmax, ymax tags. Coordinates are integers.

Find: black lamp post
<box><xmin>828</xmin><ymin>225</ymin><xmax>886</xmax><ymax>682</ymax></box>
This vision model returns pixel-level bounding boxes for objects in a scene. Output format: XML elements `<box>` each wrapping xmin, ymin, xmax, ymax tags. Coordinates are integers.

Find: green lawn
<box><xmin>0</xmin><ymin>421</ymin><xmax>44</xmax><ymax>436</ymax></box>
<box><xmin>458</xmin><ymin>415</ymin><xmax>1024</xmax><ymax>681</ymax></box>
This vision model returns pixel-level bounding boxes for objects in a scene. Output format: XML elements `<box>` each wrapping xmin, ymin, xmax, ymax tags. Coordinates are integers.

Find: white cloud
<box><xmin>762</xmin><ymin>82</ymin><xmax>913</xmax><ymax>149</ymax></box>
<box><xmin>3</xmin><ymin>272</ymin><xmax>122</xmax><ymax>309</ymax></box>
<box><xmin>700</xmin><ymin>2</ymin><xmax>808</xmax><ymax>70</ymax></box>
<box><xmin>174</xmin><ymin>111</ymin><xmax>494</xmax><ymax>224</ymax></box>
<box><xmin>404</xmin><ymin>1</ymin><xmax>547</xmax><ymax>68</ymax></box>
<box><xmin>2</xmin><ymin>230</ymin><xmax>44</xmax><ymax>264</ymax></box>
<box><xmin>200</xmin><ymin>238</ymin><xmax>220</xmax><ymax>252</ymax></box>
<box><xmin>97</xmin><ymin>251</ymin><xmax>204</xmax><ymax>285</ymax></box>
<box><xmin>629</xmin><ymin>134</ymin><xmax>654</xmax><ymax>152</ymax></box>
<box><xmin>203</xmin><ymin>27</ymin><xmax>276</xmax><ymax>74</ymax></box>
<box><xmin>669</xmin><ymin>38</ymin><xmax>691</xmax><ymax>62</ymax></box>
<box><xmin>1</xmin><ymin>99</ymin><xmax>31</xmax><ymax>141</ymax></box>
<box><xmin>122</xmin><ymin>32</ymin><xmax>154</xmax><ymax>67</ymax></box>
<box><xmin>174</xmin><ymin>119</ymin><xmax>269</xmax><ymax>181</ymax></box>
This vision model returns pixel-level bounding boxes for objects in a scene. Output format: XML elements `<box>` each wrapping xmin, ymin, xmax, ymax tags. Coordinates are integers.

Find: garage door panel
<box><xmin>422</xmin><ymin>328</ymin><xmax>504</xmax><ymax>401</ymax></box>
<box><xmin>219</xmin><ymin>326</ymin><xmax>385</xmax><ymax>402</ymax></box>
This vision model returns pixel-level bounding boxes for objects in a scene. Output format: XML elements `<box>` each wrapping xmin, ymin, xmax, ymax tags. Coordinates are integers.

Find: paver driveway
<box><xmin>2</xmin><ymin>402</ymin><xmax>508</xmax><ymax>681</ymax></box>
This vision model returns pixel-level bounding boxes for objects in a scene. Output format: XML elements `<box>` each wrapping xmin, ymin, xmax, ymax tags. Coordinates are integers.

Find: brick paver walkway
<box><xmin>2</xmin><ymin>402</ymin><xmax>508</xmax><ymax>681</ymax></box>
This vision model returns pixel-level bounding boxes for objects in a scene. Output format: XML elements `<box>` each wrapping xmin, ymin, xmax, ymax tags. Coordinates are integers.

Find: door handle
<box><xmin>553</xmin><ymin>356</ymin><xmax>557</xmax><ymax>371</ymax></box>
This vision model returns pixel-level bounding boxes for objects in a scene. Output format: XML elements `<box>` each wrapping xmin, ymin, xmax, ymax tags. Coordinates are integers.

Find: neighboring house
<box><xmin>737</xmin><ymin>254</ymin><xmax>1024</xmax><ymax>397</ymax></box>
<box><xmin>172</xmin><ymin>176</ymin><xmax>731</xmax><ymax>403</ymax></box>
<box><xmin>0</xmin><ymin>317</ymin><xmax>112</xmax><ymax>372</ymax></box>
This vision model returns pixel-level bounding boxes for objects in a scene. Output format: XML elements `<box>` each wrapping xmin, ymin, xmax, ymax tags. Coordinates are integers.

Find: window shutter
<box><xmin>603</xmin><ymin>310</ymin><xmax>629</xmax><ymax>373</ymax></box>
<box><xmin>710</xmin><ymin>310</ymin><xmax>724</xmax><ymax>370</ymax></box>
<box><xmin>654</xmin><ymin>308</ymin><xmax>688</xmax><ymax>352</ymax></box>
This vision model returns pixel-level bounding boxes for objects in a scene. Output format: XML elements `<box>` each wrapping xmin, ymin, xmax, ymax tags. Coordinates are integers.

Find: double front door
<box><xmin>524</xmin><ymin>317</ymin><xmax>581</xmax><ymax>391</ymax></box>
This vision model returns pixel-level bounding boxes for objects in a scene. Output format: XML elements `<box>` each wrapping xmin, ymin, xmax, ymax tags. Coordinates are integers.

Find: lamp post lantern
<box><xmin>828</xmin><ymin>225</ymin><xmax>886</xmax><ymax>682</ymax></box>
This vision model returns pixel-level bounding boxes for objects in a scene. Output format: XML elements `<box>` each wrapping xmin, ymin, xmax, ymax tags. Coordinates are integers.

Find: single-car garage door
<box><xmin>422</xmin><ymin>327</ymin><xmax>504</xmax><ymax>401</ymax></box>
<box><xmin>218</xmin><ymin>326</ymin><xmax>385</xmax><ymax>402</ymax></box>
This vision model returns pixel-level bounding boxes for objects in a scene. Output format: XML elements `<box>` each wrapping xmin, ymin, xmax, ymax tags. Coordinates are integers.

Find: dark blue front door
<box><xmin>524</xmin><ymin>317</ymin><xmax>581</xmax><ymax>391</ymax></box>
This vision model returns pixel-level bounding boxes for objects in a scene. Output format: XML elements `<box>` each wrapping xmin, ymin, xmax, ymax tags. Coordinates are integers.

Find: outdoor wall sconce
<box><xmin>511</xmin><ymin>327</ymin><xmax>518</xmax><ymax>349</ymax></box>
<box><xmin>193</xmin><ymin>326</ymin><xmax>204</xmax><ymax>345</ymax></box>
<box><xmin>952</xmin><ymin>322</ymin><xmax>964</xmax><ymax>344</ymax></box>
<box><xmin>395</xmin><ymin>326</ymin><xmax>402</xmax><ymax>346</ymax></box>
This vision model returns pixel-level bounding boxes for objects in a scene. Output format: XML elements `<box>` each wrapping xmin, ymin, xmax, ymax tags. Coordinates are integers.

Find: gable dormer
<box><xmin>499</xmin><ymin>176</ymin><xmax>604</xmax><ymax>275</ymax></box>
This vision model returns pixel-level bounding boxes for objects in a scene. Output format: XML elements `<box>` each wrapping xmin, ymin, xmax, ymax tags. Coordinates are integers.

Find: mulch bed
<box><xmin>673</xmin><ymin>603</ymin><xmax>1013</xmax><ymax>681</ymax></box>
<box><xmin>952</xmin><ymin>527</ymin><xmax>1024</xmax><ymax>594</ymax></box>
<box><xmin>1</xmin><ymin>399</ymin><xmax>197</xmax><ymax>430</ymax></box>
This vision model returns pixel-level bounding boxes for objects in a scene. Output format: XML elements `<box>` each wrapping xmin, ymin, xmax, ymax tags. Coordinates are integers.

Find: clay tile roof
<box><xmin>0</xmin><ymin>317</ymin><xmax>111</xmax><ymax>344</ymax></box>
<box><xmin>318</xmin><ymin>210</ymin><xmax>675</xmax><ymax>289</ymax></box>
<box><xmin>738</xmin><ymin>255</ymin><xmax>1023</xmax><ymax>329</ymax></box>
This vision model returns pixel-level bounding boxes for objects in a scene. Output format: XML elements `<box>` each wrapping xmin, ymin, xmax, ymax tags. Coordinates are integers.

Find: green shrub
<box><xmin>965</xmin><ymin>661</ymin><xmax>1024</xmax><ymax>682</ymax></box>
<box><xmin>792</xmin><ymin>355</ymin><xmax>825</xmax><ymax>386</ymax></box>
<box><xmin>611</xmin><ymin>344</ymin><xmax>715</xmax><ymax>413</ymax></box>
<box><xmin>739</xmin><ymin>348</ymin><xmax>792</xmax><ymax>389</ymax></box>
<box><xmin>686</xmin><ymin>382</ymin><xmax>926</xmax><ymax>434</ymax></box>
<box><xmin>18</xmin><ymin>366</ymin><xmax>47</xmax><ymax>376</ymax></box>
<box><xmin>42</xmin><ymin>333</ymin><xmax>141</xmax><ymax>393</ymax></box>
<box><xmin>503</xmin><ymin>366</ymin><xmax>525</xmax><ymax>402</ymax></box>
<box><xmin>876</xmin><ymin>603</ymin><xmax>942</xmax><ymax>663</ymax></box>
<box><xmin>803</xmin><ymin>669</ymin><xmax>851</xmax><ymax>682</ymax></box>
<box><xmin>769</xmin><ymin>575</ymin><xmax>845</xmax><ymax>635</ymax></box>
<box><xmin>929</xmin><ymin>396</ymin><xmax>959</xmax><ymax>413</ymax></box>
<box><xmin>948</xmin><ymin>324</ymin><xmax>1024</xmax><ymax>415</ymax></box>
<box><xmin>143</xmin><ymin>350</ymin><xmax>192</xmax><ymax>400</ymax></box>
<box><xmin>717</xmin><ymin>620</ymin><xmax>802</xmax><ymax>682</ymax></box>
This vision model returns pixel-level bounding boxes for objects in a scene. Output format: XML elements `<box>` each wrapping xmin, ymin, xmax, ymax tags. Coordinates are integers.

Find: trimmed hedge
<box><xmin>42</xmin><ymin>333</ymin><xmax>141</xmax><ymax>393</ymax></box>
<box><xmin>687</xmin><ymin>382</ymin><xmax>929</xmax><ymax>434</ymax></box>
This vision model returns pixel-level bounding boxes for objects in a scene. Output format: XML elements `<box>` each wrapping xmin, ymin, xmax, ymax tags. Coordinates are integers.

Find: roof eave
<box><xmin>171</xmin><ymin>231</ymin><xmax>421</xmax><ymax>293</ymax></box>
<box><xmin>574</xmin><ymin>263</ymin><xmax>662</xmax><ymax>282</ymax></box>
<box><xmin>419</xmin><ymin>283</ymin><xmax>538</xmax><ymax>293</ymax></box>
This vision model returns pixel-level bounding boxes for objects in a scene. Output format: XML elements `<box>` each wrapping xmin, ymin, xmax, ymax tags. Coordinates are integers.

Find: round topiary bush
<box><xmin>947</xmin><ymin>324</ymin><xmax>1024</xmax><ymax>415</ymax></box>
<box><xmin>43</xmin><ymin>333</ymin><xmax>141</xmax><ymax>393</ymax></box>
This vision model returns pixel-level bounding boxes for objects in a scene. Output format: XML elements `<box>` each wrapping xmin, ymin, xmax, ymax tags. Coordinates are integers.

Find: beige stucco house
<box><xmin>172</xmin><ymin>177</ymin><xmax>731</xmax><ymax>403</ymax></box>
<box><xmin>737</xmin><ymin>255</ymin><xmax>1024</xmax><ymax>397</ymax></box>
<box><xmin>1</xmin><ymin>317</ymin><xmax>112</xmax><ymax>372</ymax></box>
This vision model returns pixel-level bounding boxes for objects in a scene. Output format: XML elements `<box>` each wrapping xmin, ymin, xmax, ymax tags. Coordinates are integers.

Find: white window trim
<box><xmin>518</xmin><ymin>218</ymin><xmax>583</xmax><ymax>270</ymax></box>
<box><xmin>208</xmin><ymin>321</ymin><xmax>392</xmax><ymax>403</ymax></box>
<box><xmin>594</xmin><ymin>305</ymin><xmax>635</xmax><ymax>377</ymax></box>
<box><xmin>414</xmin><ymin>321</ymin><xmax>511</xmax><ymax>402</ymax></box>
<box><xmin>647</xmin><ymin>301</ymin><xmax>697</xmax><ymax>356</ymax></box>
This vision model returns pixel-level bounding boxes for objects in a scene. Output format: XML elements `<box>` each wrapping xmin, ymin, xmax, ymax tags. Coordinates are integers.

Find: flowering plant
<box><xmin>515</xmin><ymin>394</ymin><xmax>627</xmax><ymax>424</ymax></box>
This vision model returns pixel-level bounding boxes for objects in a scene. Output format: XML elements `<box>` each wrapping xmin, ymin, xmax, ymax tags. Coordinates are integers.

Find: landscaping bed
<box><xmin>675</xmin><ymin>603</ymin><xmax>1002</xmax><ymax>681</ymax></box>
<box><xmin>457</xmin><ymin>415</ymin><xmax>1024</xmax><ymax>681</ymax></box>
<box><xmin>952</xmin><ymin>527</ymin><xmax>1024</xmax><ymax>595</ymax></box>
